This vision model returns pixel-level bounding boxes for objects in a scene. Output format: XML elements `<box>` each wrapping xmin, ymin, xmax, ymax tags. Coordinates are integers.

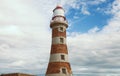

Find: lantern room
<box><xmin>53</xmin><ymin>4</ymin><xmax>65</xmax><ymax>17</ymax></box>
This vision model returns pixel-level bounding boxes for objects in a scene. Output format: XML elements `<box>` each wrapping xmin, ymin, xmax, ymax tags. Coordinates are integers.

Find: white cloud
<box><xmin>88</xmin><ymin>0</ymin><xmax>106</xmax><ymax>5</ymax></box>
<box><xmin>0</xmin><ymin>0</ymin><xmax>52</xmax><ymax>74</ymax></box>
<box><xmin>0</xmin><ymin>0</ymin><xmax>120</xmax><ymax>75</ymax></box>
<box><xmin>88</xmin><ymin>26</ymin><xmax>100</xmax><ymax>33</ymax></box>
<box><xmin>68</xmin><ymin>0</ymin><xmax>120</xmax><ymax>74</ymax></box>
<box><xmin>81</xmin><ymin>5</ymin><xmax>90</xmax><ymax>15</ymax></box>
<box><xmin>0</xmin><ymin>25</ymin><xmax>24</xmax><ymax>37</ymax></box>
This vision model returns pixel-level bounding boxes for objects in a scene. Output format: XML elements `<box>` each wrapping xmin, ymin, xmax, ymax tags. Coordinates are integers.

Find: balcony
<box><xmin>50</xmin><ymin>18</ymin><xmax>68</xmax><ymax>28</ymax></box>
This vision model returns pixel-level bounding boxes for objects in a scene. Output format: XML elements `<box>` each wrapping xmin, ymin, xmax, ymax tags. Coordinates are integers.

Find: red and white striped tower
<box><xmin>46</xmin><ymin>4</ymin><xmax>73</xmax><ymax>76</ymax></box>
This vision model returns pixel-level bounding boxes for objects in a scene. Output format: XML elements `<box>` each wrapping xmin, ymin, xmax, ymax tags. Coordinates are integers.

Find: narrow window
<box><xmin>61</xmin><ymin>55</ymin><xmax>65</xmax><ymax>60</ymax></box>
<box><xmin>62</xmin><ymin>68</ymin><xmax>66</xmax><ymax>74</ymax></box>
<box><xmin>60</xmin><ymin>38</ymin><xmax>64</xmax><ymax>43</ymax></box>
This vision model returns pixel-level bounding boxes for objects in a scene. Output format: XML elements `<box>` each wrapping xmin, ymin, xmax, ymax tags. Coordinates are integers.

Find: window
<box><xmin>60</xmin><ymin>27</ymin><xmax>63</xmax><ymax>31</ymax></box>
<box><xmin>60</xmin><ymin>38</ymin><xmax>64</xmax><ymax>43</ymax></box>
<box><xmin>62</xmin><ymin>68</ymin><xmax>66</xmax><ymax>74</ymax></box>
<box><xmin>61</xmin><ymin>55</ymin><xmax>65</xmax><ymax>60</ymax></box>
<box><xmin>58</xmin><ymin>27</ymin><xmax>64</xmax><ymax>32</ymax></box>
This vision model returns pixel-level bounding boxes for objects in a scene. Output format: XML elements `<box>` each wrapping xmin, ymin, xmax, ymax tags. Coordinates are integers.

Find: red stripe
<box><xmin>46</xmin><ymin>62</ymin><xmax>72</xmax><ymax>74</ymax></box>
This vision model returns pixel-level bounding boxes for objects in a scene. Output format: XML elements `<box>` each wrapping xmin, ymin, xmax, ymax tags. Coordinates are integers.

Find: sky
<box><xmin>0</xmin><ymin>0</ymin><xmax>120</xmax><ymax>76</ymax></box>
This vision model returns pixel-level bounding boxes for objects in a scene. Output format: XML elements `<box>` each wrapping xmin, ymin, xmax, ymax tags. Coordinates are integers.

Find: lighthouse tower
<box><xmin>46</xmin><ymin>4</ymin><xmax>73</xmax><ymax>76</ymax></box>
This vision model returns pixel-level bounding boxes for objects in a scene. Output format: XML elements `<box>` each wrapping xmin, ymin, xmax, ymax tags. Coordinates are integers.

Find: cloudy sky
<box><xmin>0</xmin><ymin>0</ymin><xmax>120</xmax><ymax>76</ymax></box>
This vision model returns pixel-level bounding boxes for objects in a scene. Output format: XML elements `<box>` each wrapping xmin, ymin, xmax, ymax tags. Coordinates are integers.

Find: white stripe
<box><xmin>49</xmin><ymin>53</ymin><xmax>68</xmax><ymax>62</ymax></box>
<box><xmin>52</xmin><ymin>25</ymin><xmax>66</xmax><ymax>29</ymax></box>
<box><xmin>52</xmin><ymin>37</ymin><xmax>66</xmax><ymax>44</ymax></box>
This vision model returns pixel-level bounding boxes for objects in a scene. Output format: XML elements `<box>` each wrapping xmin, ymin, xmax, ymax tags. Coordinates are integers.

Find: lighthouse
<box><xmin>46</xmin><ymin>4</ymin><xmax>73</xmax><ymax>76</ymax></box>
